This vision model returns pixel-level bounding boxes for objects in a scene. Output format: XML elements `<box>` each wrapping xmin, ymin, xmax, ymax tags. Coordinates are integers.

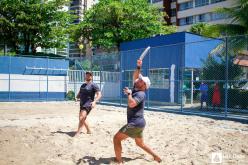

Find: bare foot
<box><xmin>87</xmin><ymin>131</ymin><xmax>92</xmax><ymax>134</ymax></box>
<box><xmin>154</xmin><ymin>156</ymin><xmax>162</xmax><ymax>163</ymax></box>
<box><xmin>73</xmin><ymin>131</ymin><xmax>80</xmax><ymax>137</ymax></box>
<box><xmin>113</xmin><ymin>158</ymin><xmax>123</xmax><ymax>164</ymax></box>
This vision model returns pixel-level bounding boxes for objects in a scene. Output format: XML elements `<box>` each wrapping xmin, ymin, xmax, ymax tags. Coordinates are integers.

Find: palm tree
<box><xmin>214</xmin><ymin>0</ymin><xmax>248</xmax><ymax>36</ymax></box>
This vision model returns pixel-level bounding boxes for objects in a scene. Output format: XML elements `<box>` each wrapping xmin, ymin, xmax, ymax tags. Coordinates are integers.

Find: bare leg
<box><xmin>75</xmin><ymin>111</ymin><xmax>87</xmax><ymax>137</ymax></box>
<box><xmin>135</xmin><ymin>138</ymin><xmax>162</xmax><ymax>163</ymax></box>
<box><xmin>84</xmin><ymin>120</ymin><xmax>91</xmax><ymax>134</ymax></box>
<box><xmin>113</xmin><ymin>132</ymin><xmax>129</xmax><ymax>163</ymax></box>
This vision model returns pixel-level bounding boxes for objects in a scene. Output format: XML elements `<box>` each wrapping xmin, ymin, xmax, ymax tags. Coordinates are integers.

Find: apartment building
<box><xmin>177</xmin><ymin>0</ymin><xmax>236</xmax><ymax>31</ymax></box>
<box><xmin>151</xmin><ymin>0</ymin><xmax>236</xmax><ymax>32</ymax></box>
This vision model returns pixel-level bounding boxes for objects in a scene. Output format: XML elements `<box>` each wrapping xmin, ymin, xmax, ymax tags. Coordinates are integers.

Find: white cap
<box><xmin>139</xmin><ymin>74</ymin><xmax>151</xmax><ymax>89</ymax></box>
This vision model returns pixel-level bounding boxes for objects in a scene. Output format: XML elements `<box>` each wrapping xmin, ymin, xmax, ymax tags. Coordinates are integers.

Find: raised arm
<box><xmin>133</xmin><ymin>59</ymin><xmax>142</xmax><ymax>83</ymax></box>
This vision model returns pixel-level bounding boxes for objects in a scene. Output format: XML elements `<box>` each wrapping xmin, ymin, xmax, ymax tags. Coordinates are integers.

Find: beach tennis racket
<box><xmin>139</xmin><ymin>46</ymin><xmax>151</xmax><ymax>60</ymax></box>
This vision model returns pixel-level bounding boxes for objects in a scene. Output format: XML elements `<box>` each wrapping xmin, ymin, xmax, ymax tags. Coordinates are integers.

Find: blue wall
<box><xmin>120</xmin><ymin>33</ymin><xmax>187</xmax><ymax>103</ymax></box>
<box><xmin>120</xmin><ymin>32</ymin><xmax>221</xmax><ymax>103</ymax></box>
<box><xmin>0</xmin><ymin>56</ymin><xmax>69</xmax><ymax>101</ymax></box>
<box><xmin>0</xmin><ymin>56</ymin><xmax>69</xmax><ymax>75</ymax></box>
<box><xmin>120</xmin><ymin>32</ymin><xmax>185</xmax><ymax>51</ymax></box>
<box><xmin>185</xmin><ymin>33</ymin><xmax>223</xmax><ymax>68</ymax></box>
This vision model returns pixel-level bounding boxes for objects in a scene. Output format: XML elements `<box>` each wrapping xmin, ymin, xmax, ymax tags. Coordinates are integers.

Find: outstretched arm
<box><xmin>133</xmin><ymin>59</ymin><xmax>142</xmax><ymax>83</ymax></box>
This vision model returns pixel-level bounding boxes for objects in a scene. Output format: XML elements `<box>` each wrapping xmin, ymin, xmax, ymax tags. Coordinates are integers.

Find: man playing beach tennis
<box><xmin>74</xmin><ymin>71</ymin><xmax>102</xmax><ymax>137</ymax></box>
<box><xmin>113</xmin><ymin>60</ymin><xmax>161</xmax><ymax>163</ymax></box>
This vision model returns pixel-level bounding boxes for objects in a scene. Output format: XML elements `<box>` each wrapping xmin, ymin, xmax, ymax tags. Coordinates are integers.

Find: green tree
<box><xmin>0</xmin><ymin>0</ymin><xmax>73</xmax><ymax>54</ymax></box>
<box><xmin>71</xmin><ymin>0</ymin><xmax>176</xmax><ymax>50</ymax></box>
<box><xmin>189</xmin><ymin>23</ymin><xmax>221</xmax><ymax>38</ymax></box>
<box><xmin>201</xmin><ymin>55</ymin><xmax>243</xmax><ymax>81</ymax></box>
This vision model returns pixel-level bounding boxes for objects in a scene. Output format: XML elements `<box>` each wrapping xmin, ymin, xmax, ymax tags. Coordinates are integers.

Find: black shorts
<box><xmin>80</xmin><ymin>106</ymin><xmax>92</xmax><ymax>115</ymax></box>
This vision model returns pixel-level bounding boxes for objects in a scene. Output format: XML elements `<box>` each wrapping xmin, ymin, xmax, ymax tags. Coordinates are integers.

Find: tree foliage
<box><xmin>71</xmin><ymin>0</ymin><xmax>176</xmax><ymax>50</ymax></box>
<box><xmin>201</xmin><ymin>55</ymin><xmax>243</xmax><ymax>81</ymax></box>
<box><xmin>189</xmin><ymin>23</ymin><xmax>221</xmax><ymax>38</ymax></box>
<box><xmin>0</xmin><ymin>0</ymin><xmax>73</xmax><ymax>54</ymax></box>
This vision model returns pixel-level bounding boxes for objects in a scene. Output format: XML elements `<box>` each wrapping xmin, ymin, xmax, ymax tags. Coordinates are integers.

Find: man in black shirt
<box><xmin>113</xmin><ymin>60</ymin><xmax>161</xmax><ymax>163</ymax></box>
<box><xmin>75</xmin><ymin>71</ymin><xmax>102</xmax><ymax>137</ymax></box>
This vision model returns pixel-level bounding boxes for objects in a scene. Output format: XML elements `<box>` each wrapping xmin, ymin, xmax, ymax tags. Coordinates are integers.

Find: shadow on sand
<box><xmin>51</xmin><ymin>131</ymin><xmax>76</xmax><ymax>137</ymax></box>
<box><xmin>76</xmin><ymin>155</ymin><xmax>148</xmax><ymax>165</ymax></box>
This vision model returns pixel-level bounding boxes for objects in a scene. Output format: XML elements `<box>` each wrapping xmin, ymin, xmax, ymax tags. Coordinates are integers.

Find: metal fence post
<box><xmin>180</xmin><ymin>43</ymin><xmax>185</xmax><ymax>113</ymax></box>
<box><xmin>180</xmin><ymin>72</ymin><xmax>183</xmax><ymax>113</ymax></box>
<box><xmin>147</xmin><ymin>49</ymin><xmax>150</xmax><ymax>110</ymax></box>
<box><xmin>224</xmin><ymin>37</ymin><xmax>228</xmax><ymax>118</ymax></box>
<box><xmin>100</xmin><ymin>57</ymin><xmax>102</xmax><ymax>104</ymax></box>
<box><xmin>46</xmin><ymin>56</ymin><xmax>49</xmax><ymax>101</ymax></box>
<box><xmin>120</xmin><ymin>51</ymin><xmax>122</xmax><ymax>106</ymax></box>
<box><xmin>8</xmin><ymin>55</ymin><xmax>11</xmax><ymax>101</ymax></box>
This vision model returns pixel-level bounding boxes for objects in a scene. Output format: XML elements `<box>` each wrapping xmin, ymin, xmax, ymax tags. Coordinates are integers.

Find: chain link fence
<box><xmin>1</xmin><ymin>35</ymin><xmax>248</xmax><ymax>120</ymax></box>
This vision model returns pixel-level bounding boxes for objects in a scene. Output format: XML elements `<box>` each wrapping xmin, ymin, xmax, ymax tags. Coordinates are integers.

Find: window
<box><xmin>179</xmin><ymin>16</ymin><xmax>193</xmax><ymax>25</ymax></box>
<box><xmin>171</xmin><ymin>9</ymin><xmax>176</xmax><ymax>17</ymax></box>
<box><xmin>195</xmin><ymin>0</ymin><xmax>209</xmax><ymax>7</ymax></box>
<box><xmin>179</xmin><ymin>18</ymin><xmax>186</xmax><ymax>26</ymax></box>
<box><xmin>211</xmin><ymin>12</ymin><xmax>226</xmax><ymax>20</ymax></box>
<box><xmin>179</xmin><ymin>1</ymin><xmax>193</xmax><ymax>11</ymax></box>
<box><xmin>149</xmin><ymin>68</ymin><xmax>170</xmax><ymax>89</ymax></box>
<box><xmin>152</xmin><ymin>0</ymin><xmax>163</xmax><ymax>3</ymax></box>
<box><xmin>186</xmin><ymin>16</ymin><xmax>193</xmax><ymax>24</ymax></box>
<box><xmin>195</xmin><ymin>13</ymin><xmax>210</xmax><ymax>22</ymax></box>
<box><xmin>199</xmin><ymin>14</ymin><xmax>206</xmax><ymax>22</ymax></box>
<box><xmin>211</xmin><ymin>0</ymin><xmax>225</xmax><ymax>4</ymax></box>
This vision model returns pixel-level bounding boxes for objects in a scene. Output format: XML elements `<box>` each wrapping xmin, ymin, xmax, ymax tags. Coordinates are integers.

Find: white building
<box><xmin>151</xmin><ymin>0</ymin><xmax>236</xmax><ymax>32</ymax></box>
<box><xmin>177</xmin><ymin>0</ymin><xmax>236</xmax><ymax>31</ymax></box>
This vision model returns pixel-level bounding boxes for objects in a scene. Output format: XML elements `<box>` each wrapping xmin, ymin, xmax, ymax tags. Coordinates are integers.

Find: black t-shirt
<box><xmin>127</xmin><ymin>89</ymin><xmax>146</xmax><ymax>128</ymax></box>
<box><xmin>79</xmin><ymin>82</ymin><xmax>100</xmax><ymax>108</ymax></box>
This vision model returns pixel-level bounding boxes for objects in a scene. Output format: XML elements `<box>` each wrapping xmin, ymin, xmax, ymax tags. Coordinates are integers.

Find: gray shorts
<box><xmin>119</xmin><ymin>124</ymin><xmax>144</xmax><ymax>138</ymax></box>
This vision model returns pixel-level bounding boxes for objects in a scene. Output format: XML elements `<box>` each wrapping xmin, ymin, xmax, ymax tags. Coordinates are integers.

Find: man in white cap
<box><xmin>113</xmin><ymin>59</ymin><xmax>161</xmax><ymax>164</ymax></box>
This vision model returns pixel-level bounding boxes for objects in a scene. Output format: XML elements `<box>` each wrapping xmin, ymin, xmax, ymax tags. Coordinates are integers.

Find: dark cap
<box><xmin>85</xmin><ymin>71</ymin><xmax>93</xmax><ymax>76</ymax></box>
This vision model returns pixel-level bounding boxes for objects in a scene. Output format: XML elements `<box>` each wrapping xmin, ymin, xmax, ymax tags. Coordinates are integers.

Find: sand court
<box><xmin>0</xmin><ymin>102</ymin><xmax>248</xmax><ymax>165</ymax></box>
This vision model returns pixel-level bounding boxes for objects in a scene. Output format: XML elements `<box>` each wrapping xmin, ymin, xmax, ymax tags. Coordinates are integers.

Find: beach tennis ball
<box><xmin>79</xmin><ymin>44</ymin><xmax>84</xmax><ymax>50</ymax></box>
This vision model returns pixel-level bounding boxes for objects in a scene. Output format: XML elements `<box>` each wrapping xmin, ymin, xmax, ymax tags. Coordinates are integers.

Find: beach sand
<box><xmin>0</xmin><ymin>102</ymin><xmax>248</xmax><ymax>165</ymax></box>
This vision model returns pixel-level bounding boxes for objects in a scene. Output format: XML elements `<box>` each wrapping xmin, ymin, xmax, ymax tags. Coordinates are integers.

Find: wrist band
<box><xmin>127</xmin><ymin>93</ymin><xmax>131</xmax><ymax>96</ymax></box>
<box><xmin>137</xmin><ymin>66</ymin><xmax>141</xmax><ymax>69</ymax></box>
